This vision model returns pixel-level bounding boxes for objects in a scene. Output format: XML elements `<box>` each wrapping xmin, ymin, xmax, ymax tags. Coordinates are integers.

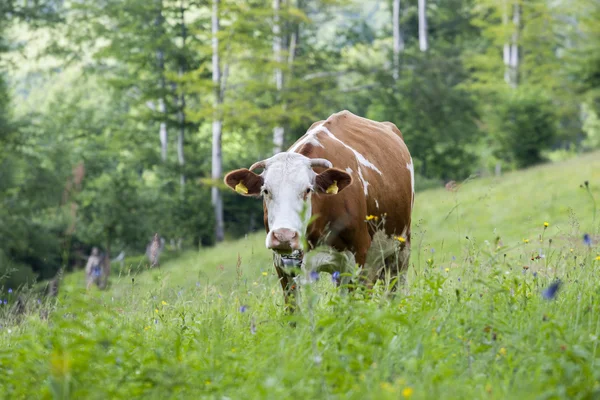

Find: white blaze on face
<box><xmin>262</xmin><ymin>153</ymin><xmax>316</xmax><ymax>248</ymax></box>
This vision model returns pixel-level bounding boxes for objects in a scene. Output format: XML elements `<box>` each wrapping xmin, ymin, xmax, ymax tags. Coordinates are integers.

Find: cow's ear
<box><xmin>224</xmin><ymin>169</ymin><xmax>263</xmax><ymax>197</ymax></box>
<box><xmin>315</xmin><ymin>168</ymin><xmax>352</xmax><ymax>195</ymax></box>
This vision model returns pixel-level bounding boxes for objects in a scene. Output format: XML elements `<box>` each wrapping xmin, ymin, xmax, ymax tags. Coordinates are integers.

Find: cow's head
<box><xmin>224</xmin><ymin>152</ymin><xmax>352</xmax><ymax>253</ymax></box>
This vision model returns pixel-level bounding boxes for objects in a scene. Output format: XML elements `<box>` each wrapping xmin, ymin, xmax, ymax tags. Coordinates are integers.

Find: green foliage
<box><xmin>491</xmin><ymin>88</ymin><xmax>558</xmax><ymax>168</ymax></box>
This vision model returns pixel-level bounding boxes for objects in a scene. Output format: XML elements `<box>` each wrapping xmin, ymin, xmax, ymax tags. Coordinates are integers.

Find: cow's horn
<box><xmin>249</xmin><ymin>160</ymin><xmax>267</xmax><ymax>171</ymax></box>
<box><xmin>310</xmin><ymin>158</ymin><xmax>333</xmax><ymax>169</ymax></box>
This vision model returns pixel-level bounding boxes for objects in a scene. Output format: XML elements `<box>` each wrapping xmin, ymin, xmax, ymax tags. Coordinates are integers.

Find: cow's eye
<box><xmin>263</xmin><ymin>189</ymin><xmax>269</xmax><ymax>196</ymax></box>
<box><xmin>305</xmin><ymin>188</ymin><xmax>311</xmax><ymax>195</ymax></box>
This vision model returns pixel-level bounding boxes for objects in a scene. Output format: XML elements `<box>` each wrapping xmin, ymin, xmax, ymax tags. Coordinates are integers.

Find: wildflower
<box><xmin>154</xmin><ymin>308</ymin><xmax>159</xmax><ymax>313</ymax></box>
<box><xmin>544</xmin><ymin>222</ymin><xmax>549</xmax><ymax>228</ymax></box>
<box><xmin>499</xmin><ymin>347</ymin><xmax>507</xmax><ymax>356</ymax></box>
<box><xmin>542</xmin><ymin>280</ymin><xmax>562</xmax><ymax>300</ymax></box>
<box><xmin>332</xmin><ymin>271</ymin><xmax>340</xmax><ymax>284</ymax></box>
<box><xmin>366</xmin><ymin>215</ymin><xmax>378</xmax><ymax>221</ymax></box>
<box><xmin>595</xmin><ymin>256</ymin><xmax>600</xmax><ymax>261</ymax></box>
<box><xmin>250</xmin><ymin>318</ymin><xmax>256</xmax><ymax>334</ymax></box>
<box><xmin>444</xmin><ymin>268</ymin><xmax>450</xmax><ymax>273</ymax></box>
<box><xmin>402</xmin><ymin>387</ymin><xmax>414</xmax><ymax>398</ymax></box>
<box><xmin>452</xmin><ymin>256</ymin><xmax>456</xmax><ymax>261</ymax></box>
<box><xmin>261</xmin><ymin>272</ymin><xmax>268</xmax><ymax>276</ymax></box>
<box><xmin>7</xmin><ymin>288</ymin><xmax>12</xmax><ymax>294</ymax></box>
<box><xmin>523</xmin><ymin>239</ymin><xmax>529</xmax><ymax>244</ymax></box>
<box><xmin>431</xmin><ymin>248</ymin><xmax>435</xmax><ymax>254</ymax></box>
<box><xmin>196</xmin><ymin>282</ymin><xmax>201</xmax><ymax>288</ymax></box>
<box><xmin>239</xmin><ymin>305</ymin><xmax>247</xmax><ymax>313</ymax></box>
<box><xmin>395</xmin><ymin>236</ymin><xmax>406</xmax><ymax>243</ymax></box>
<box><xmin>144</xmin><ymin>326</ymin><xmax>150</xmax><ymax>331</ymax></box>
<box><xmin>533</xmin><ymin>272</ymin><xmax>538</xmax><ymax>278</ymax></box>
<box><xmin>570</xmin><ymin>248</ymin><xmax>574</xmax><ymax>253</ymax></box>
<box><xmin>584</xmin><ymin>233</ymin><xmax>592</xmax><ymax>246</ymax></box>
<box><xmin>310</xmin><ymin>271</ymin><xmax>319</xmax><ymax>282</ymax></box>
<box><xmin>161</xmin><ymin>301</ymin><xmax>168</xmax><ymax>306</ymax></box>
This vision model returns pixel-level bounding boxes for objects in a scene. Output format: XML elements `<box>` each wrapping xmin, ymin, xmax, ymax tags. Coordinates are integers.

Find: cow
<box><xmin>224</xmin><ymin>110</ymin><xmax>414</xmax><ymax>310</ymax></box>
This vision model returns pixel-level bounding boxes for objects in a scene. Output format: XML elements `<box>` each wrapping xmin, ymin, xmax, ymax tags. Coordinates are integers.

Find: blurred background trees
<box><xmin>0</xmin><ymin>0</ymin><xmax>598</xmax><ymax>286</ymax></box>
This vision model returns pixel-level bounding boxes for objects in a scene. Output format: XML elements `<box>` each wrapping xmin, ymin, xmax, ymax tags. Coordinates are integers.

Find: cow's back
<box><xmin>290</xmin><ymin>110</ymin><xmax>413</xmax><ymax>262</ymax></box>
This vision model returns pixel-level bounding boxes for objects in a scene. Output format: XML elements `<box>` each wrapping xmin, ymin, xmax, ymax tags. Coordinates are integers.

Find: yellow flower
<box><xmin>262</xmin><ymin>272</ymin><xmax>268</xmax><ymax>276</ymax></box>
<box><xmin>395</xmin><ymin>236</ymin><xmax>406</xmax><ymax>243</ymax></box>
<box><xmin>144</xmin><ymin>326</ymin><xmax>150</xmax><ymax>331</ymax></box>
<box><xmin>366</xmin><ymin>215</ymin><xmax>379</xmax><ymax>221</ymax></box>
<box><xmin>499</xmin><ymin>347</ymin><xmax>507</xmax><ymax>356</ymax></box>
<box><xmin>154</xmin><ymin>308</ymin><xmax>159</xmax><ymax>313</ymax></box>
<box><xmin>161</xmin><ymin>300</ymin><xmax>168</xmax><ymax>306</ymax></box>
<box><xmin>544</xmin><ymin>222</ymin><xmax>549</xmax><ymax>228</ymax></box>
<box><xmin>402</xmin><ymin>387</ymin><xmax>414</xmax><ymax>398</ymax></box>
<box><xmin>205</xmin><ymin>380</ymin><xmax>211</xmax><ymax>385</ymax></box>
<box><xmin>445</xmin><ymin>268</ymin><xmax>450</xmax><ymax>273</ymax></box>
<box><xmin>570</xmin><ymin>248</ymin><xmax>574</xmax><ymax>252</ymax></box>
<box><xmin>523</xmin><ymin>239</ymin><xmax>529</xmax><ymax>244</ymax></box>
<box><xmin>595</xmin><ymin>255</ymin><xmax>600</xmax><ymax>261</ymax></box>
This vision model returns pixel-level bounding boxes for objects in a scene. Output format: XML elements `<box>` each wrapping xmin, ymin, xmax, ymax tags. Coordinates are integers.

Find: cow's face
<box><xmin>224</xmin><ymin>152</ymin><xmax>352</xmax><ymax>254</ymax></box>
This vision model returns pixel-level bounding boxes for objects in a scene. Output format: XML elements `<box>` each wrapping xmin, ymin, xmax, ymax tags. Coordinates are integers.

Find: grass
<box><xmin>1</xmin><ymin>152</ymin><xmax>600</xmax><ymax>399</ymax></box>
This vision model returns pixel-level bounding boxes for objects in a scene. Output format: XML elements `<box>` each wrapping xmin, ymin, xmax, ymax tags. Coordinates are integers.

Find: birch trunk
<box><xmin>212</xmin><ymin>0</ymin><xmax>224</xmax><ymax>242</ymax></box>
<box><xmin>272</xmin><ymin>0</ymin><xmax>284</xmax><ymax>154</ymax></box>
<box><xmin>392</xmin><ymin>0</ymin><xmax>404</xmax><ymax>80</ymax></box>
<box><xmin>502</xmin><ymin>0</ymin><xmax>511</xmax><ymax>84</ymax></box>
<box><xmin>155</xmin><ymin>1</ymin><xmax>168</xmax><ymax>162</ymax></box>
<box><xmin>177</xmin><ymin>0</ymin><xmax>186</xmax><ymax>188</ymax></box>
<box><xmin>418</xmin><ymin>0</ymin><xmax>428</xmax><ymax>52</ymax></box>
<box><xmin>509</xmin><ymin>2</ymin><xmax>520</xmax><ymax>88</ymax></box>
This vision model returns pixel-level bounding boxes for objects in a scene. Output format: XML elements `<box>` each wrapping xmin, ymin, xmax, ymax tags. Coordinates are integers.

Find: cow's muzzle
<box><xmin>267</xmin><ymin>228</ymin><xmax>300</xmax><ymax>254</ymax></box>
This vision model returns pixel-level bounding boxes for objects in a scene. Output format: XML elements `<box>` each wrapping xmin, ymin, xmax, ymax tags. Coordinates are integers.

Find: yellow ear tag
<box><xmin>326</xmin><ymin>180</ymin><xmax>339</xmax><ymax>194</ymax></box>
<box><xmin>235</xmin><ymin>181</ymin><xmax>249</xmax><ymax>194</ymax></box>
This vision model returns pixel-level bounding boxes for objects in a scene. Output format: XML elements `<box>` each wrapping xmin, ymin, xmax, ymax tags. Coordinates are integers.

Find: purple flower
<box><xmin>239</xmin><ymin>305</ymin><xmax>247</xmax><ymax>313</ymax></box>
<box><xmin>584</xmin><ymin>233</ymin><xmax>592</xmax><ymax>246</ymax></box>
<box><xmin>533</xmin><ymin>272</ymin><xmax>538</xmax><ymax>278</ymax></box>
<box><xmin>457</xmin><ymin>277</ymin><xmax>461</xmax><ymax>282</ymax></box>
<box><xmin>542</xmin><ymin>280</ymin><xmax>561</xmax><ymax>300</ymax></box>
<box><xmin>451</xmin><ymin>256</ymin><xmax>456</xmax><ymax>261</ymax></box>
<box><xmin>196</xmin><ymin>282</ymin><xmax>201</xmax><ymax>288</ymax></box>
<box><xmin>37</xmin><ymin>299</ymin><xmax>41</xmax><ymax>304</ymax></box>
<box><xmin>2</xmin><ymin>300</ymin><xmax>6</xmax><ymax>305</ymax></box>
<box><xmin>310</xmin><ymin>271</ymin><xmax>319</xmax><ymax>282</ymax></box>
<box><xmin>7</xmin><ymin>288</ymin><xmax>12</xmax><ymax>294</ymax></box>
<box><xmin>431</xmin><ymin>248</ymin><xmax>435</xmax><ymax>254</ymax></box>
<box><xmin>332</xmin><ymin>271</ymin><xmax>340</xmax><ymax>284</ymax></box>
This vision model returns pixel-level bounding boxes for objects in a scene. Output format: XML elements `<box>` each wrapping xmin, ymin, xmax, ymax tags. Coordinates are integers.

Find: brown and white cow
<box><xmin>224</xmin><ymin>110</ymin><xmax>414</xmax><ymax>308</ymax></box>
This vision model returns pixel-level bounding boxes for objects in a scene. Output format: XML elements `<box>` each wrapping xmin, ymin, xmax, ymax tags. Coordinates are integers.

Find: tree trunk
<box><xmin>155</xmin><ymin>1</ymin><xmax>168</xmax><ymax>162</ymax></box>
<box><xmin>392</xmin><ymin>0</ymin><xmax>404</xmax><ymax>80</ymax></box>
<box><xmin>212</xmin><ymin>0</ymin><xmax>225</xmax><ymax>242</ymax></box>
<box><xmin>418</xmin><ymin>0</ymin><xmax>428</xmax><ymax>52</ymax></box>
<box><xmin>509</xmin><ymin>2</ymin><xmax>520</xmax><ymax>88</ymax></box>
<box><xmin>272</xmin><ymin>0</ymin><xmax>284</xmax><ymax>154</ymax></box>
<box><xmin>177</xmin><ymin>0</ymin><xmax>187</xmax><ymax>189</ymax></box>
<box><xmin>502</xmin><ymin>0</ymin><xmax>511</xmax><ymax>84</ymax></box>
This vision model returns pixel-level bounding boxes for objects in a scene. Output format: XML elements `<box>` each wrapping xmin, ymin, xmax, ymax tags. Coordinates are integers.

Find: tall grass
<box><xmin>0</xmin><ymin>152</ymin><xmax>599</xmax><ymax>399</ymax></box>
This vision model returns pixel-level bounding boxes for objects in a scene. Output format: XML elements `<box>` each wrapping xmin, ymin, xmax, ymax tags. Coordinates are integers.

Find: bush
<box><xmin>493</xmin><ymin>89</ymin><xmax>558</xmax><ymax>168</ymax></box>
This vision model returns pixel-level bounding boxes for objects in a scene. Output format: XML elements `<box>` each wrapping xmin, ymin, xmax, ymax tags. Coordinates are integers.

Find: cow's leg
<box><xmin>273</xmin><ymin>254</ymin><xmax>298</xmax><ymax>313</ymax></box>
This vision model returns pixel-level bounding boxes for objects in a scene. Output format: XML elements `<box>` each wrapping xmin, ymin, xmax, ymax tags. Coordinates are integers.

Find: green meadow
<box><xmin>1</xmin><ymin>152</ymin><xmax>600</xmax><ymax>400</ymax></box>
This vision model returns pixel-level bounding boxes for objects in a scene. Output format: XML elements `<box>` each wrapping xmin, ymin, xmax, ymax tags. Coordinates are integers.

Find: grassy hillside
<box><xmin>1</xmin><ymin>153</ymin><xmax>600</xmax><ymax>399</ymax></box>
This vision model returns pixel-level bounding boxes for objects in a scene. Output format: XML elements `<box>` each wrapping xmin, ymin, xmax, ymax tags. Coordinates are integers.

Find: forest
<box><xmin>1</xmin><ymin>0</ymin><xmax>599</xmax><ymax>288</ymax></box>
